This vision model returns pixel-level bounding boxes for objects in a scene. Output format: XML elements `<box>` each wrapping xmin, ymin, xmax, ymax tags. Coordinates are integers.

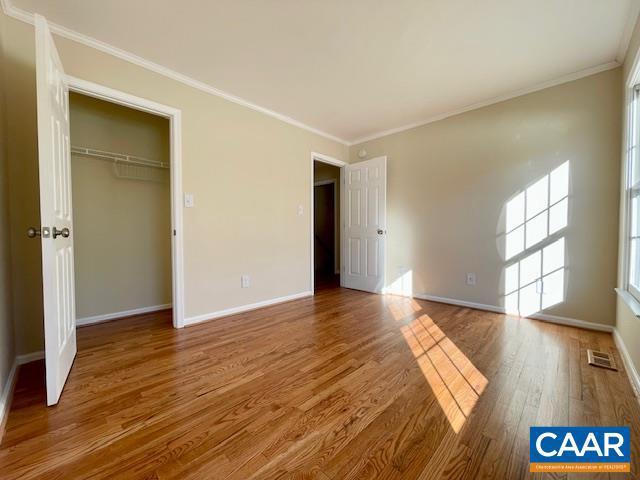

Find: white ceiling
<box><xmin>9</xmin><ymin>0</ymin><xmax>639</xmax><ymax>144</ymax></box>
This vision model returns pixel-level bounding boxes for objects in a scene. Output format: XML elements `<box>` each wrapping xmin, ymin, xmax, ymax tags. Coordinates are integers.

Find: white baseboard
<box><xmin>17</xmin><ymin>351</ymin><xmax>44</xmax><ymax>365</ymax></box>
<box><xmin>527</xmin><ymin>311</ymin><xmax>614</xmax><ymax>333</ymax></box>
<box><xmin>413</xmin><ymin>293</ymin><xmax>504</xmax><ymax>314</ymax></box>
<box><xmin>613</xmin><ymin>328</ymin><xmax>640</xmax><ymax>398</ymax></box>
<box><xmin>184</xmin><ymin>291</ymin><xmax>312</xmax><ymax>326</ymax></box>
<box><xmin>413</xmin><ymin>293</ymin><xmax>615</xmax><ymax>333</ymax></box>
<box><xmin>76</xmin><ymin>304</ymin><xmax>172</xmax><ymax>326</ymax></box>
<box><xmin>1</xmin><ymin>349</ymin><xmax>48</xmax><ymax>442</ymax></box>
<box><xmin>0</xmin><ymin>358</ymin><xmax>18</xmax><ymax>442</ymax></box>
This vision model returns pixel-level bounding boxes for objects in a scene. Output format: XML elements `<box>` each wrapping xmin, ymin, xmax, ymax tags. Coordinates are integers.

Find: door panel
<box><xmin>35</xmin><ymin>14</ymin><xmax>76</xmax><ymax>406</ymax></box>
<box><xmin>342</xmin><ymin>156</ymin><xmax>387</xmax><ymax>293</ymax></box>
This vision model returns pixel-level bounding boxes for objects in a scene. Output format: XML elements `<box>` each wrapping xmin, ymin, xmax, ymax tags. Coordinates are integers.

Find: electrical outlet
<box><xmin>241</xmin><ymin>274</ymin><xmax>250</xmax><ymax>288</ymax></box>
<box><xmin>184</xmin><ymin>193</ymin><xmax>195</xmax><ymax>208</ymax></box>
<box><xmin>466</xmin><ymin>273</ymin><xmax>476</xmax><ymax>286</ymax></box>
<box><xmin>297</xmin><ymin>205</ymin><xmax>304</xmax><ymax>216</ymax></box>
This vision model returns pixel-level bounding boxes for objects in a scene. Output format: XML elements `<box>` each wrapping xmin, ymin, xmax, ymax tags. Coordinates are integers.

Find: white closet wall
<box><xmin>69</xmin><ymin>92</ymin><xmax>171</xmax><ymax>321</ymax></box>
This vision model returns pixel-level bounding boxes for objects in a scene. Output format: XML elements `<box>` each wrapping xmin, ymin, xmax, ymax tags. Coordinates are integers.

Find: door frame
<box><xmin>310</xmin><ymin>152</ymin><xmax>346</xmax><ymax>294</ymax></box>
<box><xmin>66</xmin><ymin>75</ymin><xmax>185</xmax><ymax>328</ymax></box>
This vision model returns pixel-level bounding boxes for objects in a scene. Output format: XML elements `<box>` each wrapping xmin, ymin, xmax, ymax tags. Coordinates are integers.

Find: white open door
<box><xmin>341</xmin><ymin>156</ymin><xmax>387</xmax><ymax>293</ymax></box>
<box><xmin>35</xmin><ymin>15</ymin><xmax>76</xmax><ymax>406</ymax></box>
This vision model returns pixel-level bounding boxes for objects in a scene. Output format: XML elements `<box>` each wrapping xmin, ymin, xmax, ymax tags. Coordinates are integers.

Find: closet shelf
<box><xmin>70</xmin><ymin>146</ymin><xmax>169</xmax><ymax>170</ymax></box>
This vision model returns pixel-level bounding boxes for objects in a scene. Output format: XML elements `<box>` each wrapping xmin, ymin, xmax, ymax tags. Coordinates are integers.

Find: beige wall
<box><xmin>1</xmin><ymin>11</ymin><xmax>348</xmax><ymax>355</ymax></box>
<box><xmin>313</xmin><ymin>161</ymin><xmax>341</xmax><ymax>274</ymax></box>
<box><xmin>350</xmin><ymin>68</ymin><xmax>621</xmax><ymax>326</ymax></box>
<box><xmin>0</xmin><ymin>15</ymin><xmax>15</xmax><ymax>409</ymax></box>
<box><xmin>616</xmin><ymin>15</ymin><xmax>640</xmax><ymax>380</ymax></box>
<box><xmin>3</xmin><ymin>4</ymin><xmax>622</xmax><ymax>357</ymax></box>
<box><xmin>69</xmin><ymin>93</ymin><xmax>171</xmax><ymax>319</ymax></box>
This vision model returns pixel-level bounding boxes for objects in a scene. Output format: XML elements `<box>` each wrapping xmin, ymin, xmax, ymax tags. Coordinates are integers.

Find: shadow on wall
<box><xmin>500</xmin><ymin>161</ymin><xmax>570</xmax><ymax>316</ymax></box>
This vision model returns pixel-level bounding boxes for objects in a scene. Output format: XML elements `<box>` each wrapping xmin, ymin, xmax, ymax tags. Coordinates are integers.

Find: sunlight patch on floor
<box><xmin>388</xmin><ymin>297</ymin><xmax>422</xmax><ymax>322</ymax></box>
<box><xmin>400</xmin><ymin>313</ymin><xmax>487</xmax><ymax>433</ymax></box>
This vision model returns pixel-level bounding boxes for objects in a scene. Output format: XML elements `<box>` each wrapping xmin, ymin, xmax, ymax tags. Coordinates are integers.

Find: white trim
<box><xmin>17</xmin><ymin>351</ymin><xmax>45</xmax><ymax>365</ymax></box>
<box><xmin>0</xmin><ymin>0</ymin><xmax>349</xmax><ymax>146</ymax></box>
<box><xmin>65</xmin><ymin>76</ymin><xmax>186</xmax><ymax>329</ymax></box>
<box><xmin>613</xmin><ymin>328</ymin><xmax>640</xmax><ymax>398</ymax></box>
<box><xmin>0</xmin><ymin>359</ymin><xmax>18</xmax><ymax>441</ymax></box>
<box><xmin>524</xmin><ymin>312</ymin><xmax>613</xmax><ymax>333</ymax></box>
<box><xmin>413</xmin><ymin>292</ymin><xmax>615</xmax><ymax>333</ymax></box>
<box><xmin>615</xmin><ymin>285</ymin><xmax>640</xmax><ymax>317</ymax></box>
<box><xmin>184</xmin><ymin>291</ymin><xmax>312</xmax><ymax>326</ymax></box>
<box><xmin>627</xmin><ymin>40</ymin><xmax>640</xmax><ymax>87</ymax></box>
<box><xmin>314</xmin><ymin>179</ymin><xmax>336</xmax><ymax>187</ymax></box>
<box><xmin>621</xmin><ymin>67</ymin><xmax>640</xmax><ymax>302</ymax></box>
<box><xmin>76</xmin><ymin>304</ymin><xmax>172</xmax><ymax>326</ymax></box>
<box><xmin>616</xmin><ymin>288</ymin><xmax>640</xmax><ymax>317</ymax></box>
<box><xmin>620</xmin><ymin>89</ymin><xmax>633</xmax><ymax>289</ymax></box>
<box><xmin>312</xmin><ymin>152</ymin><xmax>347</xmax><ymax>167</ymax></box>
<box><xmin>617</xmin><ymin>0</ymin><xmax>640</xmax><ymax>64</ymax></box>
<box><xmin>310</xmin><ymin>153</ymin><xmax>346</xmax><ymax>293</ymax></box>
<box><xmin>413</xmin><ymin>293</ymin><xmax>504</xmax><ymax>314</ymax></box>
<box><xmin>350</xmin><ymin>62</ymin><xmax>621</xmax><ymax>145</ymax></box>
<box><xmin>0</xmin><ymin>352</ymin><xmax>46</xmax><ymax>441</ymax></box>
<box><xmin>67</xmin><ymin>75</ymin><xmax>180</xmax><ymax>118</ymax></box>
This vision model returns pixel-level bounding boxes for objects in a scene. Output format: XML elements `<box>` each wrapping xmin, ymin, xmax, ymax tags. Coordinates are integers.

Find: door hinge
<box><xmin>173</xmin><ymin>229</ymin><xmax>176</xmax><ymax>236</ymax></box>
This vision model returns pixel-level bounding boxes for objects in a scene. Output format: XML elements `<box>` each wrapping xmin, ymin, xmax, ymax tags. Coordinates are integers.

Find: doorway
<box><xmin>68</xmin><ymin>76</ymin><xmax>185</xmax><ymax>329</ymax></box>
<box><xmin>309</xmin><ymin>153</ymin><xmax>388</xmax><ymax>295</ymax></box>
<box><xmin>310</xmin><ymin>153</ymin><xmax>346</xmax><ymax>293</ymax></box>
<box><xmin>69</xmin><ymin>92</ymin><xmax>172</xmax><ymax>328</ymax></box>
<box><xmin>314</xmin><ymin>167</ymin><xmax>339</xmax><ymax>288</ymax></box>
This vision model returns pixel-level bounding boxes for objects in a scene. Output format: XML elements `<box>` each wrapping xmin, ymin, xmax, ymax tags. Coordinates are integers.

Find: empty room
<box><xmin>0</xmin><ymin>1</ymin><xmax>639</xmax><ymax>479</ymax></box>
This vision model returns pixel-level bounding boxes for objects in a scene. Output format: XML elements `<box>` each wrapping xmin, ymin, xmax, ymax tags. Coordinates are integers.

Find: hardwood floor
<box><xmin>1</xmin><ymin>286</ymin><xmax>639</xmax><ymax>479</ymax></box>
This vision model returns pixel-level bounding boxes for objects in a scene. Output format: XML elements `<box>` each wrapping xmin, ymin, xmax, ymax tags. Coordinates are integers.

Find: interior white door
<box><xmin>35</xmin><ymin>14</ymin><xmax>76</xmax><ymax>406</ymax></box>
<box><xmin>341</xmin><ymin>156</ymin><xmax>387</xmax><ymax>293</ymax></box>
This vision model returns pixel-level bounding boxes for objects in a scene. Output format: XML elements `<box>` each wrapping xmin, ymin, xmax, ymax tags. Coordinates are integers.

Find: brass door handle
<box><xmin>53</xmin><ymin>227</ymin><xmax>70</xmax><ymax>239</ymax></box>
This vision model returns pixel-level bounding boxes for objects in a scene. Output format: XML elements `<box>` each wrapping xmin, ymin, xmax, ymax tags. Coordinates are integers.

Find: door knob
<box><xmin>53</xmin><ymin>227</ymin><xmax>70</xmax><ymax>239</ymax></box>
<box><xmin>377</xmin><ymin>229</ymin><xmax>386</xmax><ymax>235</ymax></box>
<box><xmin>28</xmin><ymin>227</ymin><xmax>52</xmax><ymax>238</ymax></box>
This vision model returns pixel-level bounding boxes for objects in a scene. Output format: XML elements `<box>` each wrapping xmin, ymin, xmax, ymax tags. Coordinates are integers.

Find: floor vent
<box><xmin>587</xmin><ymin>350</ymin><xmax>617</xmax><ymax>371</ymax></box>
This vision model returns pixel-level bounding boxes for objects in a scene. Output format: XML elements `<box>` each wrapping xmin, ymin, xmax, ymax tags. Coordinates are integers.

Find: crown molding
<box><xmin>350</xmin><ymin>60</ymin><xmax>621</xmax><ymax>145</ymax></box>
<box><xmin>616</xmin><ymin>0</ymin><xmax>640</xmax><ymax>64</ymax></box>
<box><xmin>0</xmin><ymin>0</ymin><xmax>351</xmax><ymax>146</ymax></box>
<box><xmin>0</xmin><ymin>0</ymin><xmax>626</xmax><ymax>147</ymax></box>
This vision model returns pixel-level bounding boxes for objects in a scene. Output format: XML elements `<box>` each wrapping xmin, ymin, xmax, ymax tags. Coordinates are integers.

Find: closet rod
<box><xmin>70</xmin><ymin>146</ymin><xmax>169</xmax><ymax>169</ymax></box>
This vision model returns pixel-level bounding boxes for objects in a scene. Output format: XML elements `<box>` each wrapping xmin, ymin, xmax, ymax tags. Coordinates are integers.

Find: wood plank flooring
<box><xmin>1</xmin><ymin>285</ymin><xmax>639</xmax><ymax>479</ymax></box>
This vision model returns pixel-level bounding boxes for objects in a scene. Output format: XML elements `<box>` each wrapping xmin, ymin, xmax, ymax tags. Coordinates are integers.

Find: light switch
<box><xmin>297</xmin><ymin>205</ymin><xmax>304</xmax><ymax>216</ymax></box>
<box><xmin>184</xmin><ymin>193</ymin><xmax>195</xmax><ymax>208</ymax></box>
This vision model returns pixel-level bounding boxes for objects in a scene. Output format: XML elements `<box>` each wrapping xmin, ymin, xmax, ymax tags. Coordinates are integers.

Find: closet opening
<box><xmin>69</xmin><ymin>91</ymin><xmax>173</xmax><ymax>333</ymax></box>
<box><xmin>313</xmin><ymin>159</ymin><xmax>342</xmax><ymax>291</ymax></box>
